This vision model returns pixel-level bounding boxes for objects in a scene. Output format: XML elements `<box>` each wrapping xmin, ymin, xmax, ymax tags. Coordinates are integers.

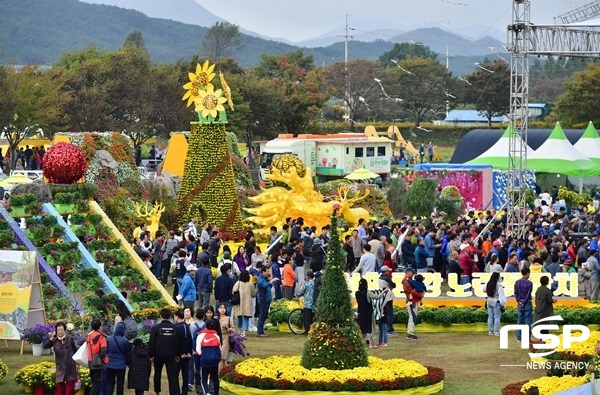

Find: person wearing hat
<box><xmin>588</xmin><ymin>249</ymin><xmax>600</xmax><ymax>302</ymax></box>
<box><xmin>577</xmin><ymin>238</ymin><xmax>589</xmax><ymax>267</ymax></box>
<box><xmin>296</xmin><ymin>271</ymin><xmax>316</xmax><ymax>335</ymax></box>
<box><xmin>179</xmin><ymin>264</ymin><xmax>198</xmax><ymax>310</ymax></box>
<box><xmin>562</xmin><ymin>258</ymin><xmax>576</xmax><ymax>274</ymax></box>
<box><xmin>379</xmin><ymin>265</ymin><xmax>397</xmax><ymax>340</ymax></box>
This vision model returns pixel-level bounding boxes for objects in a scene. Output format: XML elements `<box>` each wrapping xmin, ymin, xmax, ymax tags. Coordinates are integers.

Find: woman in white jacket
<box><xmin>484</xmin><ymin>271</ymin><xmax>506</xmax><ymax>336</ymax></box>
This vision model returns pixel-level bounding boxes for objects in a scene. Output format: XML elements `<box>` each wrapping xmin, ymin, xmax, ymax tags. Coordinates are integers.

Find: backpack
<box><xmin>191</xmin><ymin>321</ymin><xmax>206</xmax><ymax>348</ymax></box>
<box><xmin>198</xmin><ymin>331</ymin><xmax>221</xmax><ymax>367</ymax></box>
<box><xmin>370</xmin><ymin>289</ymin><xmax>386</xmax><ymax>323</ymax></box>
<box><xmin>123</xmin><ymin>317</ymin><xmax>138</xmax><ymax>340</ymax></box>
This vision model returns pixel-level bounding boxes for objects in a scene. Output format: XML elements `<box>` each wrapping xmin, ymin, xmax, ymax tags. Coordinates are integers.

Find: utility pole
<box><xmin>506</xmin><ymin>0</ymin><xmax>600</xmax><ymax>238</ymax></box>
<box><xmin>445</xmin><ymin>45</ymin><xmax>450</xmax><ymax>117</ymax></box>
<box><xmin>343</xmin><ymin>15</ymin><xmax>354</xmax><ymax>124</ymax></box>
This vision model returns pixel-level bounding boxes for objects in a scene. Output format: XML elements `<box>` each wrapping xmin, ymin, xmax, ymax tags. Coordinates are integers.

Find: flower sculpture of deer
<box><xmin>134</xmin><ymin>201</ymin><xmax>166</xmax><ymax>240</ymax></box>
<box><xmin>336</xmin><ymin>186</ymin><xmax>370</xmax><ymax>228</ymax></box>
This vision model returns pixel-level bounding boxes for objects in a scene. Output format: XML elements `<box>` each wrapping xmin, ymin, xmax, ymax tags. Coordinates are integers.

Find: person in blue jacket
<box><xmin>106</xmin><ymin>322</ymin><xmax>131</xmax><ymax>395</ymax></box>
<box><xmin>179</xmin><ymin>265</ymin><xmax>198</xmax><ymax>310</ymax></box>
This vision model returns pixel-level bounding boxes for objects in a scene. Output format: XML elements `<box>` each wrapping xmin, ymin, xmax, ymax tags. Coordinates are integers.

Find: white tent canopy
<box><xmin>466</xmin><ymin>125</ymin><xmax>533</xmax><ymax>169</ymax></box>
<box><xmin>527</xmin><ymin>122</ymin><xmax>597</xmax><ymax>178</ymax></box>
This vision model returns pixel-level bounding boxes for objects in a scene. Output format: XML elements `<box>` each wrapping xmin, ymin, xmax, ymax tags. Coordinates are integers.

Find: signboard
<box><xmin>0</xmin><ymin>251</ymin><xmax>44</xmax><ymax>340</ymax></box>
<box><xmin>347</xmin><ymin>272</ymin><xmax>579</xmax><ymax>299</ymax></box>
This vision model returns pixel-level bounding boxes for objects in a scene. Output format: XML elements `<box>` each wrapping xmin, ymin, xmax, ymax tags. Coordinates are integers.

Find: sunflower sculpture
<box><xmin>194</xmin><ymin>86</ymin><xmax>227</xmax><ymax>119</ymax></box>
<box><xmin>182</xmin><ymin>60</ymin><xmax>216</xmax><ymax>107</ymax></box>
<box><xmin>177</xmin><ymin>60</ymin><xmax>244</xmax><ymax>232</ymax></box>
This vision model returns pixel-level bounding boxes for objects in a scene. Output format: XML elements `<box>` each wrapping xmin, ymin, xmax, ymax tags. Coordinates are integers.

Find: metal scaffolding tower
<box><xmin>554</xmin><ymin>0</ymin><xmax>600</xmax><ymax>24</ymax></box>
<box><xmin>506</xmin><ymin>0</ymin><xmax>600</xmax><ymax>238</ymax></box>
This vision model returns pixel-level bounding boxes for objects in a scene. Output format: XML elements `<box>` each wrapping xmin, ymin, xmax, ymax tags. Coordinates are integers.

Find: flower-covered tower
<box><xmin>177</xmin><ymin>61</ymin><xmax>243</xmax><ymax>231</ymax></box>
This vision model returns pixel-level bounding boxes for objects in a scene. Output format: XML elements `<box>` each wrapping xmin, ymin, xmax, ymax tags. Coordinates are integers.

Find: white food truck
<box><xmin>259</xmin><ymin>133</ymin><xmax>392</xmax><ymax>184</ymax></box>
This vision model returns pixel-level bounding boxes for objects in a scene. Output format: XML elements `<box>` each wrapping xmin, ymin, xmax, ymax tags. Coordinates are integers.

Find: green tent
<box><xmin>466</xmin><ymin>125</ymin><xmax>533</xmax><ymax>170</ymax></box>
<box><xmin>574</xmin><ymin>121</ymin><xmax>600</xmax><ymax>168</ymax></box>
<box><xmin>527</xmin><ymin>123</ymin><xmax>598</xmax><ymax>177</ymax></box>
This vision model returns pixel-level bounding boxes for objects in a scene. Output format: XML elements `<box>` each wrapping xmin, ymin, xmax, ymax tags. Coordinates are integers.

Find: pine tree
<box><xmin>301</xmin><ymin>208</ymin><xmax>368</xmax><ymax>370</ymax></box>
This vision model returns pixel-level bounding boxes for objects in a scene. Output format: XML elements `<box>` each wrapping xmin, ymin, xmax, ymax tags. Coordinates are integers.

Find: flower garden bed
<box><xmin>9</xmin><ymin>192</ymin><xmax>167</xmax><ymax>321</ymax></box>
<box><xmin>14</xmin><ymin>361</ymin><xmax>91</xmax><ymax>392</ymax></box>
<box><xmin>221</xmin><ymin>356</ymin><xmax>444</xmax><ymax>394</ymax></box>
<box><xmin>501</xmin><ymin>375</ymin><xmax>590</xmax><ymax>395</ymax></box>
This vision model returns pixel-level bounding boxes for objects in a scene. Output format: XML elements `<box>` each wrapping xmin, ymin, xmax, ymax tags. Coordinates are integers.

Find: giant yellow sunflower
<box><xmin>182</xmin><ymin>60</ymin><xmax>216</xmax><ymax>107</ymax></box>
<box><xmin>194</xmin><ymin>86</ymin><xmax>227</xmax><ymax>119</ymax></box>
<box><xmin>219</xmin><ymin>71</ymin><xmax>234</xmax><ymax>110</ymax></box>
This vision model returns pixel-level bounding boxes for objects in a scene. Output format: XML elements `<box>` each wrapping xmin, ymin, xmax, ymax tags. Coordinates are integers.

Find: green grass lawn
<box><xmin>1</xmin><ymin>330</ymin><xmax>542</xmax><ymax>395</ymax></box>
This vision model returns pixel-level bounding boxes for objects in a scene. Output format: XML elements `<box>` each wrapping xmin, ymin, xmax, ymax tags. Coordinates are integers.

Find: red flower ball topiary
<box><xmin>42</xmin><ymin>142</ymin><xmax>88</xmax><ymax>184</ymax></box>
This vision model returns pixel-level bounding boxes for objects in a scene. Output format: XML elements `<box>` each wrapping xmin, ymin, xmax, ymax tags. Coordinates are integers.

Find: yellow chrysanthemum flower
<box><xmin>219</xmin><ymin>71</ymin><xmax>234</xmax><ymax>110</ymax></box>
<box><xmin>194</xmin><ymin>86</ymin><xmax>227</xmax><ymax>119</ymax></box>
<box><xmin>182</xmin><ymin>60</ymin><xmax>216</xmax><ymax>107</ymax></box>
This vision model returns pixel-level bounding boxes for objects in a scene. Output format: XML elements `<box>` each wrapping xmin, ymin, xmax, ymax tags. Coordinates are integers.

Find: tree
<box><xmin>0</xmin><ymin>65</ymin><xmax>70</xmax><ymax>170</ymax></box>
<box><xmin>379</xmin><ymin>42</ymin><xmax>438</xmax><ymax>66</ymax></box>
<box><xmin>225</xmin><ymin>73</ymin><xmax>282</xmax><ymax>152</ymax></box>
<box><xmin>324</xmin><ymin>59</ymin><xmax>381</xmax><ymax>130</ymax></box>
<box><xmin>463</xmin><ymin>60</ymin><xmax>510</xmax><ymax>127</ymax></box>
<box><xmin>253</xmin><ymin>50</ymin><xmax>315</xmax><ymax>79</ymax></box>
<box><xmin>200</xmin><ymin>22</ymin><xmax>244</xmax><ymax>62</ymax></box>
<box><xmin>381</xmin><ymin>58</ymin><xmax>456</xmax><ymax>126</ymax></box>
<box><xmin>253</xmin><ymin>51</ymin><xmax>326</xmax><ymax>134</ymax></box>
<box><xmin>55</xmin><ymin>46</ymin><xmax>113</xmax><ymax>132</ymax></box>
<box><xmin>301</xmin><ymin>210</ymin><xmax>368</xmax><ymax>370</ymax></box>
<box><xmin>555</xmin><ymin>63</ymin><xmax>600</xmax><ymax>126</ymax></box>
<box><xmin>123</xmin><ymin>30</ymin><xmax>148</xmax><ymax>56</ymax></box>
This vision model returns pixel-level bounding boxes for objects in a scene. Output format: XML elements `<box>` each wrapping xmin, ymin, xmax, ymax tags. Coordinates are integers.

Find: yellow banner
<box><xmin>0</xmin><ymin>251</ymin><xmax>36</xmax><ymax>340</ymax></box>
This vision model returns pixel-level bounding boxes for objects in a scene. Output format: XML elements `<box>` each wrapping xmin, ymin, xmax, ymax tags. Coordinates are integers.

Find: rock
<box><xmin>93</xmin><ymin>150</ymin><xmax>118</xmax><ymax>172</ymax></box>
<box><xmin>11</xmin><ymin>180</ymin><xmax>53</xmax><ymax>202</ymax></box>
<box><xmin>141</xmin><ymin>171</ymin><xmax>181</xmax><ymax>200</ymax></box>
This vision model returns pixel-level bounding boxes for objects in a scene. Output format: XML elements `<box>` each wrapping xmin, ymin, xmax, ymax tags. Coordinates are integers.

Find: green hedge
<box><xmin>392</xmin><ymin>305</ymin><xmax>600</xmax><ymax>327</ymax></box>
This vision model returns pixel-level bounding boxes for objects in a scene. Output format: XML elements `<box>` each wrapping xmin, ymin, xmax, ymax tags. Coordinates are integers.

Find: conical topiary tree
<box><xmin>176</xmin><ymin>61</ymin><xmax>243</xmax><ymax>232</ymax></box>
<box><xmin>301</xmin><ymin>208</ymin><xmax>368</xmax><ymax>370</ymax></box>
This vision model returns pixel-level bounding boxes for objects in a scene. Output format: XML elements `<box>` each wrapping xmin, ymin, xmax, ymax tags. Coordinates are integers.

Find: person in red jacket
<box><xmin>458</xmin><ymin>244</ymin><xmax>477</xmax><ymax>290</ymax></box>
<box><xmin>86</xmin><ymin>319</ymin><xmax>108</xmax><ymax>395</ymax></box>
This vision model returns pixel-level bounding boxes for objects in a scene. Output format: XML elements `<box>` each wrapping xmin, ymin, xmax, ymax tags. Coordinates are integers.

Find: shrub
<box><xmin>401</xmin><ymin>178</ymin><xmax>438</xmax><ymax>218</ymax></box>
<box><xmin>0</xmin><ymin>359</ymin><xmax>7</xmax><ymax>380</ymax></box>
<box><xmin>387</xmin><ymin>177</ymin><xmax>408</xmax><ymax>218</ymax></box>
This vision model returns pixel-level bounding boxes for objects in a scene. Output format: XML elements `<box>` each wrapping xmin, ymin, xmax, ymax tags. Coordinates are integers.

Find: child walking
<box><xmin>196</xmin><ymin>319</ymin><xmax>222</xmax><ymax>395</ymax></box>
<box><xmin>127</xmin><ymin>338</ymin><xmax>151</xmax><ymax>395</ymax></box>
<box><xmin>217</xmin><ymin>303</ymin><xmax>235</xmax><ymax>372</ymax></box>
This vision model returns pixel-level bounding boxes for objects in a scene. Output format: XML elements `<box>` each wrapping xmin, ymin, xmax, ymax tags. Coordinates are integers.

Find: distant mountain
<box><xmin>78</xmin><ymin>0</ymin><xmax>224</xmax><ymax>27</ymax></box>
<box><xmin>0</xmin><ymin>0</ymin><xmax>296</xmax><ymax>65</ymax></box>
<box><xmin>78</xmin><ymin>0</ymin><xmax>291</xmax><ymax>43</ymax></box>
<box><xmin>0</xmin><ymin>0</ymin><xmax>495</xmax><ymax>76</ymax></box>
<box><xmin>389</xmin><ymin>27</ymin><xmax>504</xmax><ymax>57</ymax></box>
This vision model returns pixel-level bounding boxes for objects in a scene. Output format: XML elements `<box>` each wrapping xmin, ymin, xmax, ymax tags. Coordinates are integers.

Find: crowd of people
<box><xmin>0</xmin><ymin>144</ymin><xmax>46</xmax><ymax>172</ymax></box>
<box><xmin>42</xmin><ymin>189</ymin><xmax>598</xmax><ymax>394</ymax></box>
<box><xmin>46</xmin><ymin>303</ymin><xmax>235</xmax><ymax>395</ymax></box>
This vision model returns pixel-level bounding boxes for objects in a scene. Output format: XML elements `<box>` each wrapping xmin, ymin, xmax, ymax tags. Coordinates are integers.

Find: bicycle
<box><xmin>287</xmin><ymin>297</ymin><xmax>306</xmax><ymax>335</ymax></box>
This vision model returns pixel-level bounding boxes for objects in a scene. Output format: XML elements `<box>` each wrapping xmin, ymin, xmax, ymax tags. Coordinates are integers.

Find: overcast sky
<box><xmin>196</xmin><ymin>0</ymin><xmax>594</xmax><ymax>42</ymax></box>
